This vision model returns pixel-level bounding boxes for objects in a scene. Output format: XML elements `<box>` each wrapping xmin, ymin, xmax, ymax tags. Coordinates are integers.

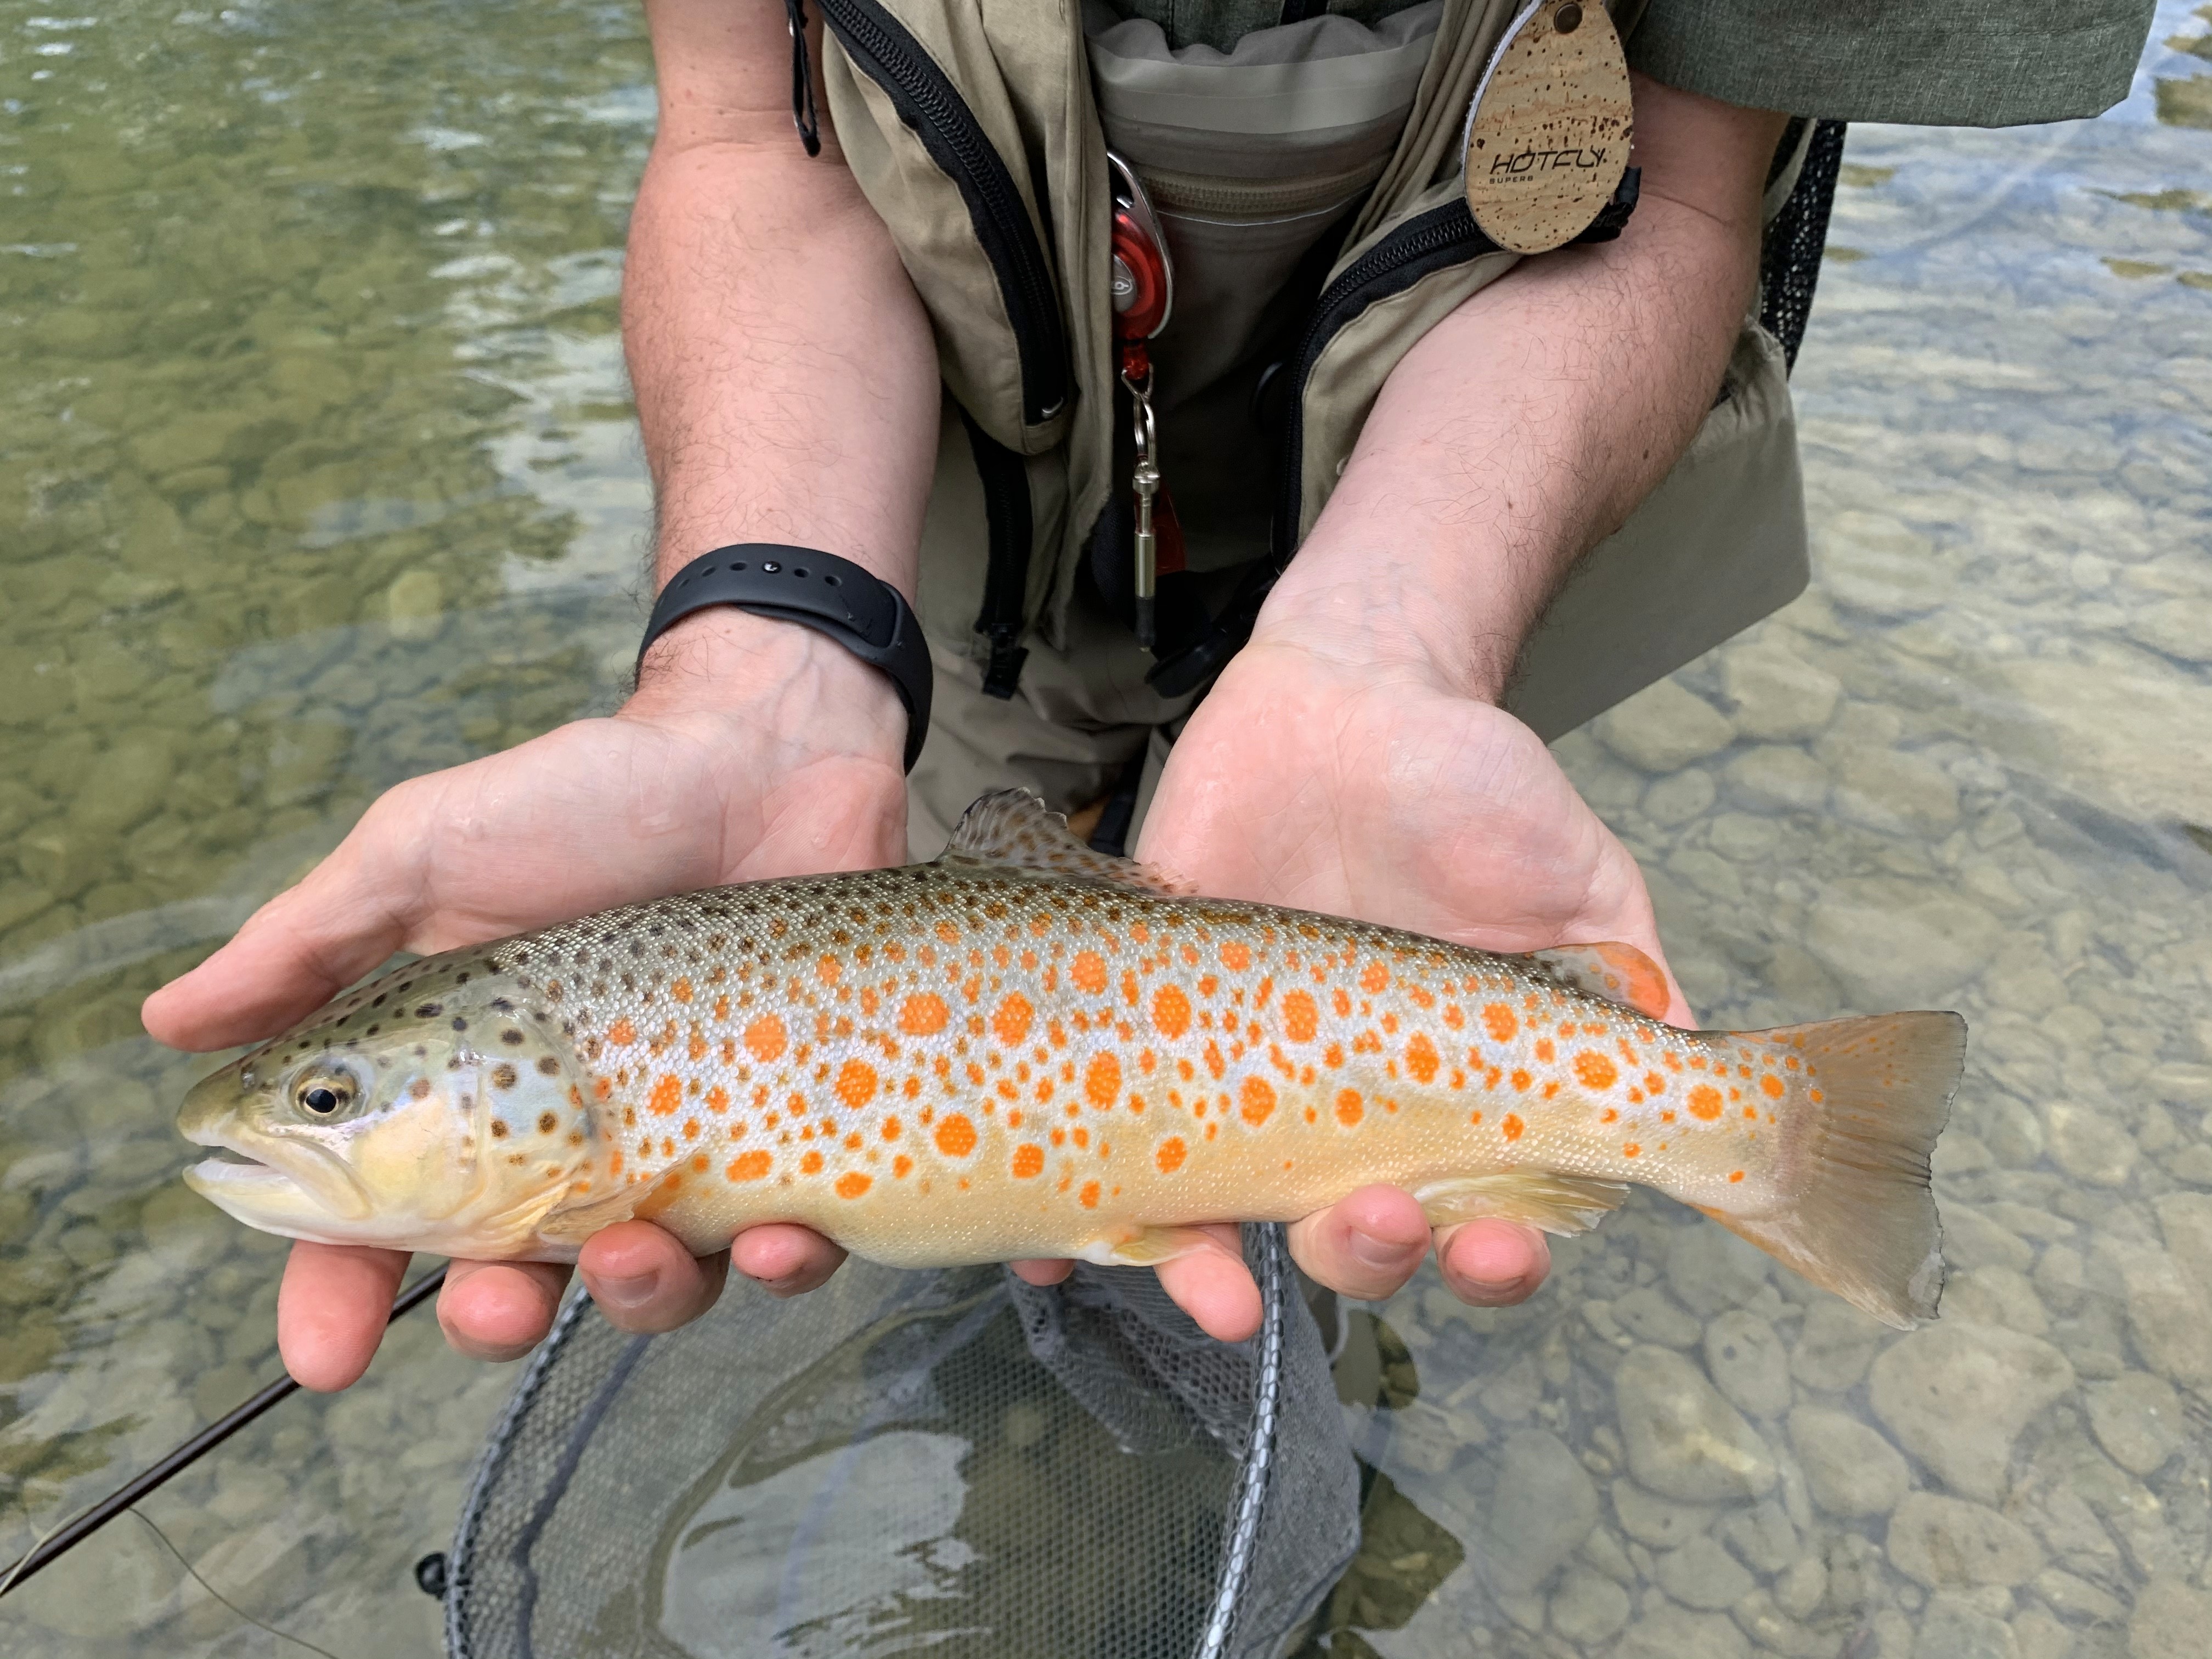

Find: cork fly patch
<box><xmin>1462</xmin><ymin>0</ymin><xmax>1633</xmax><ymax>255</ymax></box>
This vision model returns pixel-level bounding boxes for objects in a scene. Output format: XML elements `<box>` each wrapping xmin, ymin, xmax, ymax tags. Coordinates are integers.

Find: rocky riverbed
<box><xmin>3</xmin><ymin>2</ymin><xmax>2209</xmax><ymax>1656</ymax></box>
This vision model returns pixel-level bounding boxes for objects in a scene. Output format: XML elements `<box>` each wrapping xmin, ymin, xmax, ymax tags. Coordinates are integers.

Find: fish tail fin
<box><xmin>1702</xmin><ymin>1011</ymin><xmax>1965</xmax><ymax>1330</ymax></box>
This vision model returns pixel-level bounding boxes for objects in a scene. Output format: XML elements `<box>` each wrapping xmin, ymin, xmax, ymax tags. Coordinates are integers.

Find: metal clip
<box><xmin>1125</xmin><ymin>358</ymin><xmax>1160</xmax><ymax>650</ymax></box>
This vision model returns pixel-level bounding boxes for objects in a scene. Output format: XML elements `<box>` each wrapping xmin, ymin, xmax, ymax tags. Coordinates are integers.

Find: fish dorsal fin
<box><xmin>1527</xmin><ymin>941</ymin><xmax>1671</xmax><ymax>1018</ymax></box>
<box><xmin>939</xmin><ymin>790</ymin><xmax>1190</xmax><ymax>896</ymax></box>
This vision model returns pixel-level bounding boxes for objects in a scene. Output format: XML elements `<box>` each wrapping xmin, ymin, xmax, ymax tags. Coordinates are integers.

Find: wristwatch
<box><xmin>635</xmin><ymin>545</ymin><xmax>934</xmax><ymax>772</ymax></box>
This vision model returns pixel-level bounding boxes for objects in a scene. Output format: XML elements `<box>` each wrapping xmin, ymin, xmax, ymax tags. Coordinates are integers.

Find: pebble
<box><xmin>2032</xmin><ymin>1567</ymin><xmax>2128</xmax><ymax>1626</ymax></box>
<box><xmin>1611</xmin><ymin>1284</ymin><xmax>1703</xmax><ymax>1347</ymax></box>
<box><xmin>2129</xmin><ymin>1578</ymin><xmax>2212</xmax><ymax>1659</ymax></box>
<box><xmin>1818</xmin><ymin>510</ymin><xmax>1949</xmax><ymax>617</ymax></box>
<box><xmin>1613</xmin><ymin>1602</ymin><xmax>1750</xmax><ymax>1659</ymax></box>
<box><xmin>1479</xmin><ymin>1429</ymin><xmax>1598</xmax><ymax>1595</ymax></box>
<box><xmin>2100</xmin><ymin>1236</ymin><xmax>2212</xmax><ymax>1390</ymax></box>
<box><xmin>2045</xmin><ymin>1101</ymin><xmax>2142</xmax><ymax>1187</ymax></box>
<box><xmin>1613</xmin><ymin>1346</ymin><xmax>1779</xmax><ymax>1503</ymax></box>
<box><xmin>1787</xmin><ymin>1406</ymin><xmax>1910</xmax><ymax>1517</ymax></box>
<box><xmin>1942</xmin><ymin>1267</ymin><xmax>2050</xmax><ymax>1337</ymax></box>
<box><xmin>1921</xmin><ymin>1593</ymin><xmax>2024</xmax><ymax>1659</ymax></box>
<box><xmin>1829</xmin><ymin>745</ymin><xmax>1962</xmax><ymax>836</ymax></box>
<box><xmin>1788</xmin><ymin>1301</ymin><xmax>1889</xmax><ymax>1391</ymax></box>
<box><xmin>1611</xmin><ymin>1479</ymin><xmax>1717</xmax><ymax>1549</ymax></box>
<box><xmin>1723</xmin><ymin>744</ymin><xmax>1830</xmax><ymax>812</ymax></box>
<box><xmin>1868</xmin><ymin>1322</ymin><xmax>2076</xmax><ymax>1503</ymax></box>
<box><xmin>1886</xmin><ymin>1491</ymin><xmax>2046</xmax><ymax>1589</ymax></box>
<box><xmin>1595</xmin><ymin>680</ymin><xmax>1737</xmax><ymax>774</ymax></box>
<box><xmin>2084</xmin><ymin>1373</ymin><xmax>2187</xmax><ymax>1475</ymax></box>
<box><xmin>1654</xmin><ymin>1534</ymin><xmax>1755</xmax><ymax>1610</ymax></box>
<box><xmin>1774</xmin><ymin>1554</ymin><xmax>1826</xmax><ymax>1620</ymax></box>
<box><xmin>1549</xmin><ymin>1564</ymin><xmax>1632</xmax><ymax>1645</ymax></box>
<box><xmin>1722</xmin><ymin>642</ymin><xmax>1841</xmax><ymax>741</ymax></box>
<box><xmin>1663</xmin><ymin>1226</ymin><xmax>1771</xmax><ymax>1318</ymax></box>
<box><xmin>1643</xmin><ymin>766</ymin><xmax>1717</xmax><ymax>826</ymax></box>
<box><xmin>1805</xmin><ymin>881</ymin><xmax>2000</xmax><ymax>1007</ymax></box>
<box><xmin>1703</xmin><ymin>1311</ymin><xmax>1791</xmax><ymax>1418</ymax></box>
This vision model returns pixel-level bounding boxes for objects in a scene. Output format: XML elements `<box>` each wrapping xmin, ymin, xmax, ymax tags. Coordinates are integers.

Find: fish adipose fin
<box><xmin>941</xmin><ymin>789</ymin><xmax>1192</xmax><ymax>895</ymax></box>
<box><xmin>1526</xmin><ymin>941</ymin><xmax>1672</xmax><ymax>1018</ymax></box>
<box><xmin>1413</xmin><ymin>1171</ymin><xmax>1630</xmax><ymax>1237</ymax></box>
<box><xmin>1701</xmin><ymin>1011</ymin><xmax>1966</xmax><ymax>1331</ymax></box>
<box><xmin>1086</xmin><ymin>1225</ymin><xmax>1221</xmax><ymax>1267</ymax></box>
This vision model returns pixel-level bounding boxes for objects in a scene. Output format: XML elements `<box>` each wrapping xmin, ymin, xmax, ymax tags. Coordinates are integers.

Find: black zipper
<box><xmin>816</xmin><ymin>0</ymin><xmax>1070</xmax><ymax>427</ymax></box>
<box><xmin>959</xmin><ymin>409</ymin><xmax>1034</xmax><ymax>698</ymax></box>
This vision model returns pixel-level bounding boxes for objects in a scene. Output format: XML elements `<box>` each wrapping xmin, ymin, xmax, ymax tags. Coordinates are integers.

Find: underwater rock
<box><xmin>2044</xmin><ymin>1099</ymin><xmax>2141</xmax><ymax>1188</ymax></box>
<box><xmin>1611</xmin><ymin>1478</ymin><xmax>1716</xmax><ymax>1549</ymax></box>
<box><xmin>1722</xmin><ymin>642</ymin><xmax>1841</xmax><ymax>741</ymax></box>
<box><xmin>1654</xmin><ymin>1533</ymin><xmax>1755</xmax><ymax>1610</ymax></box>
<box><xmin>1703</xmin><ymin>1311</ymin><xmax>1791</xmax><ymax>1418</ymax></box>
<box><xmin>1548</xmin><ymin>1562</ymin><xmax>1631</xmax><ymax>1645</ymax></box>
<box><xmin>1886</xmin><ymin>1491</ymin><xmax>2044</xmax><ymax>1589</ymax></box>
<box><xmin>1723</xmin><ymin>744</ymin><xmax>1830</xmax><ymax>813</ymax></box>
<box><xmin>1787</xmin><ymin>1406</ymin><xmax>1910</xmax><ymax>1518</ymax></box>
<box><xmin>1868</xmin><ymin>1321</ymin><xmax>2074</xmax><ymax>1504</ymax></box>
<box><xmin>1920</xmin><ymin>1593</ymin><xmax>2023</xmax><ymax>1659</ymax></box>
<box><xmin>1787</xmin><ymin>1300</ymin><xmax>1889</xmax><ymax>1392</ymax></box>
<box><xmin>1594</xmin><ymin>680</ymin><xmax>1736</xmax><ymax>774</ymax></box>
<box><xmin>2085</xmin><ymin>1372</ymin><xmax>2187</xmax><ymax>1476</ymax></box>
<box><xmin>1614</xmin><ymin>1345</ymin><xmax>1778</xmax><ymax>1503</ymax></box>
<box><xmin>1610</xmin><ymin>1284</ymin><xmax>1702</xmax><ymax>1348</ymax></box>
<box><xmin>1819</xmin><ymin>511</ymin><xmax>1947</xmax><ymax>618</ymax></box>
<box><xmin>2130</xmin><ymin>1577</ymin><xmax>2212</xmax><ymax>1659</ymax></box>
<box><xmin>1480</xmin><ymin>1429</ymin><xmax>1598</xmax><ymax>1595</ymax></box>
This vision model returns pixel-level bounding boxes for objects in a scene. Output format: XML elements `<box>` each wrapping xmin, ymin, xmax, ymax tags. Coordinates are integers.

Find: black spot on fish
<box><xmin>372</xmin><ymin>995</ymin><xmax>387</xmax><ymax>1008</ymax></box>
<box><xmin>500</xmin><ymin>1029</ymin><xmax>526</xmax><ymax>1047</ymax></box>
<box><xmin>490</xmin><ymin>998</ymin><xmax>515</xmax><ymax>1014</ymax></box>
<box><xmin>490</xmin><ymin>1119</ymin><xmax>509</xmax><ymax>1138</ymax></box>
<box><xmin>416</xmin><ymin>1004</ymin><xmax>442</xmax><ymax>1018</ymax></box>
<box><xmin>537</xmin><ymin>1112</ymin><xmax>556</xmax><ymax>1135</ymax></box>
<box><xmin>536</xmin><ymin>1055</ymin><xmax>561</xmax><ymax>1075</ymax></box>
<box><xmin>492</xmin><ymin>1064</ymin><xmax>518</xmax><ymax>1090</ymax></box>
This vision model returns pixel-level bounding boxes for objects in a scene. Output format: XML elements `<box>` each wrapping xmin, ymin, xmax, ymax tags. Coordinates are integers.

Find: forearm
<box><xmin>622</xmin><ymin>0</ymin><xmax>939</xmax><ymax>738</ymax></box>
<box><xmin>1261</xmin><ymin>75</ymin><xmax>1787</xmax><ymax>704</ymax></box>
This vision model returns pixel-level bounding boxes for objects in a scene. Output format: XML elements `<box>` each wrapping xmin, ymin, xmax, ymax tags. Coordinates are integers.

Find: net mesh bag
<box><xmin>1759</xmin><ymin>119</ymin><xmax>1848</xmax><ymax>373</ymax></box>
<box><xmin>444</xmin><ymin>1224</ymin><xmax>1359</xmax><ymax>1659</ymax></box>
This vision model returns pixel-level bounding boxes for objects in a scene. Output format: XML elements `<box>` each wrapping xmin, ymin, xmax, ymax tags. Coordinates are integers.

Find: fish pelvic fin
<box><xmin>940</xmin><ymin>790</ymin><xmax>1192</xmax><ymax>896</ymax></box>
<box><xmin>1082</xmin><ymin>1225</ymin><xmax>1221</xmax><ymax>1267</ymax></box>
<box><xmin>1704</xmin><ymin>1011</ymin><xmax>1966</xmax><ymax>1330</ymax></box>
<box><xmin>1413</xmin><ymin>1171</ymin><xmax>1629</xmax><ymax>1237</ymax></box>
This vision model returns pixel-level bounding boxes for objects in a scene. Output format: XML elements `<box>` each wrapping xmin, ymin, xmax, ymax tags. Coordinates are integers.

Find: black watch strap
<box><xmin>636</xmin><ymin>545</ymin><xmax>933</xmax><ymax>772</ymax></box>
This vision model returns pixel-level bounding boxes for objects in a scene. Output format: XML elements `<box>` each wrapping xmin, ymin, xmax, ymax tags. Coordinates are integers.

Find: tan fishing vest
<box><xmin>813</xmin><ymin>0</ymin><xmax>1810</xmax><ymax>740</ymax></box>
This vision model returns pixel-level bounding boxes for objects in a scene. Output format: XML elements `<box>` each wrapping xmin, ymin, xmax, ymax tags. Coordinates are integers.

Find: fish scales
<box><xmin>179</xmin><ymin>793</ymin><xmax>1967</xmax><ymax>1326</ymax></box>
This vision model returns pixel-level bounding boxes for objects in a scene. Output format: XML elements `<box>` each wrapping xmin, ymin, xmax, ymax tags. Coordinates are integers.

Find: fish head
<box><xmin>178</xmin><ymin>968</ymin><xmax>595</xmax><ymax>1256</ymax></box>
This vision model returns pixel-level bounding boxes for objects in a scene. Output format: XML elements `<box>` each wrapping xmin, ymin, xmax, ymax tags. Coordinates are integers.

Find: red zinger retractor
<box><xmin>1107</xmin><ymin>151</ymin><xmax>1181</xmax><ymax>650</ymax></box>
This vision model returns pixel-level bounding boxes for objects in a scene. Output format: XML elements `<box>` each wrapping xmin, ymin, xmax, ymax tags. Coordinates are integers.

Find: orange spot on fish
<box><xmin>1011</xmin><ymin>1143</ymin><xmax>1045</xmax><ymax>1179</ymax></box>
<box><xmin>836</xmin><ymin>1059</ymin><xmax>879</xmax><ymax>1110</ymax></box>
<box><xmin>1221</xmin><ymin>941</ymin><xmax>1251</xmax><ymax>971</ymax></box>
<box><xmin>935</xmin><ymin>1114</ymin><xmax>978</xmax><ymax>1158</ymax></box>
<box><xmin>1281</xmin><ymin>990</ymin><xmax>1319</xmax><ymax>1042</ymax></box>
<box><xmin>992</xmin><ymin>992</ymin><xmax>1035</xmax><ymax>1048</ymax></box>
<box><xmin>1502</xmin><ymin>1113</ymin><xmax>1524</xmax><ymax>1142</ymax></box>
<box><xmin>1082</xmin><ymin>1052</ymin><xmax>1121</xmax><ymax>1109</ymax></box>
<box><xmin>1155</xmin><ymin>1137</ymin><xmax>1187</xmax><ymax>1172</ymax></box>
<box><xmin>1361</xmin><ymin>962</ymin><xmax>1389</xmax><ymax>994</ymax></box>
<box><xmin>1405</xmin><ymin>1032</ymin><xmax>1440</xmax><ymax>1085</ymax></box>
<box><xmin>607</xmin><ymin>1017</ymin><xmax>637</xmax><ymax>1047</ymax></box>
<box><xmin>1622</xmin><ymin>1142</ymin><xmax>1640</xmax><ymax>1158</ymax></box>
<box><xmin>744</xmin><ymin>1014</ymin><xmax>787</xmax><ymax>1064</ymax></box>
<box><xmin>900</xmin><ymin>993</ymin><xmax>949</xmax><ymax>1036</ymax></box>
<box><xmin>835</xmin><ymin>1171</ymin><xmax>871</xmax><ymax>1199</ymax></box>
<box><xmin>800</xmin><ymin>1150</ymin><xmax>823</xmax><ymax>1175</ymax></box>
<box><xmin>1574</xmin><ymin>1051</ymin><xmax>1619</xmax><ymax>1090</ymax></box>
<box><xmin>648</xmin><ymin>1075</ymin><xmax>682</xmax><ymax>1117</ymax></box>
<box><xmin>1688</xmin><ymin>1084</ymin><xmax>1723</xmax><ymax>1120</ymax></box>
<box><xmin>1535</xmin><ymin>1037</ymin><xmax>1555</xmax><ymax>1063</ymax></box>
<box><xmin>894</xmin><ymin>1154</ymin><xmax>913</xmax><ymax>1177</ymax></box>
<box><xmin>726</xmin><ymin>1150</ymin><xmax>771</xmax><ymax>1182</ymax></box>
<box><xmin>882</xmin><ymin>1115</ymin><xmax>901</xmax><ymax>1141</ymax></box>
<box><xmin>1335</xmin><ymin>1089</ymin><xmax>1363</xmax><ymax>1127</ymax></box>
<box><xmin>705</xmin><ymin>1085</ymin><xmax>729</xmax><ymax>1114</ymax></box>
<box><xmin>1482</xmin><ymin>1004</ymin><xmax>1517</xmax><ymax>1043</ymax></box>
<box><xmin>670</xmin><ymin>977</ymin><xmax>693</xmax><ymax>1003</ymax></box>
<box><xmin>1153</xmin><ymin>983</ymin><xmax>1192</xmax><ymax>1040</ymax></box>
<box><xmin>1240</xmin><ymin>1077</ymin><xmax>1276</xmax><ymax>1126</ymax></box>
<box><xmin>817</xmin><ymin>956</ymin><xmax>840</xmax><ymax>985</ymax></box>
<box><xmin>1760</xmin><ymin>1073</ymin><xmax>1785</xmax><ymax>1099</ymax></box>
<box><xmin>1079</xmin><ymin>1181</ymin><xmax>1101</xmax><ymax>1209</ymax></box>
<box><xmin>1331</xmin><ymin>988</ymin><xmax>1352</xmax><ymax>1018</ymax></box>
<box><xmin>1510</xmin><ymin>1069</ymin><xmax>1532</xmax><ymax>1091</ymax></box>
<box><xmin>1729</xmin><ymin>1170</ymin><xmax>1745</xmax><ymax>1183</ymax></box>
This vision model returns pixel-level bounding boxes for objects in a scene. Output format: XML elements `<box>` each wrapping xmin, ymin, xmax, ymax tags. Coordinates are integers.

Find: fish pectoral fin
<box><xmin>1082</xmin><ymin>1226</ymin><xmax>1222</xmax><ymax>1267</ymax></box>
<box><xmin>1412</xmin><ymin>1171</ymin><xmax>1630</xmax><ymax>1238</ymax></box>
<box><xmin>1525</xmin><ymin>942</ymin><xmax>1672</xmax><ymax>1019</ymax></box>
<box><xmin>939</xmin><ymin>790</ymin><xmax>1193</xmax><ymax>896</ymax></box>
<box><xmin>533</xmin><ymin>1181</ymin><xmax>644</xmax><ymax>1245</ymax></box>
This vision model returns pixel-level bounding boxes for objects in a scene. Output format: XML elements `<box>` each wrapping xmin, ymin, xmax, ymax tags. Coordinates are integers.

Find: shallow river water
<box><xmin>2</xmin><ymin>2</ymin><xmax>2209</xmax><ymax>1656</ymax></box>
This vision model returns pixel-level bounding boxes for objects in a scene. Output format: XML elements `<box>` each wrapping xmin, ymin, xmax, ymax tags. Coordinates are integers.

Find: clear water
<box><xmin>1</xmin><ymin>1</ymin><xmax>2208</xmax><ymax>1654</ymax></box>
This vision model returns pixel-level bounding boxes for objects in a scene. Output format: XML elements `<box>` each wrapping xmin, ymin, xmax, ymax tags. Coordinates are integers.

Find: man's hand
<box><xmin>144</xmin><ymin>614</ymin><xmax>910</xmax><ymax>1390</ymax></box>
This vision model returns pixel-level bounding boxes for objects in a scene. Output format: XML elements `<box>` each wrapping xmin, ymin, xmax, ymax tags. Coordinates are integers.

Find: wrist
<box><xmin>1253</xmin><ymin>540</ymin><xmax>1525</xmax><ymax>708</ymax></box>
<box><xmin>624</xmin><ymin>607</ymin><xmax>909</xmax><ymax>769</ymax></box>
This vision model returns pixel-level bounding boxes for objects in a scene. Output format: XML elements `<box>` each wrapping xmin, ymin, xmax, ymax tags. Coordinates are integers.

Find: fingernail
<box><xmin>597</xmin><ymin>1271</ymin><xmax>658</xmax><ymax>1310</ymax></box>
<box><xmin>1349</xmin><ymin>1230</ymin><xmax>1413</xmax><ymax>1272</ymax></box>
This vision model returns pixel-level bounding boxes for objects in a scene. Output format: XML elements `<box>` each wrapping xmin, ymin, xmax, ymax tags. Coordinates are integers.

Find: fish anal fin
<box><xmin>1081</xmin><ymin>1225</ymin><xmax>1218</xmax><ymax>1267</ymax></box>
<box><xmin>940</xmin><ymin>790</ymin><xmax>1190</xmax><ymax>896</ymax></box>
<box><xmin>1527</xmin><ymin>942</ymin><xmax>1672</xmax><ymax>1018</ymax></box>
<box><xmin>1695</xmin><ymin>1009</ymin><xmax>1965</xmax><ymax>1330</ymax></box>
<box><xmin>1413</xmin><ymin>1171</ymin><xmax>1629</xmax><ymax>1238</ymax></box>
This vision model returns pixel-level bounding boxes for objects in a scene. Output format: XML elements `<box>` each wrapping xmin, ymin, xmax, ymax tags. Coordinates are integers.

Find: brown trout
<box><xmin>179</xmin><ymin>793</ymin><xmax>1965</xmax><ymax>1326</ymax></box>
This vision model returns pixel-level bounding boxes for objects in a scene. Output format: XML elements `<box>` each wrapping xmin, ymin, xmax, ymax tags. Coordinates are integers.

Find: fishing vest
<box><xmin>811</xmin><ymin>0</ymin><xmax>1810</xmax><ymax>740</ymax></box>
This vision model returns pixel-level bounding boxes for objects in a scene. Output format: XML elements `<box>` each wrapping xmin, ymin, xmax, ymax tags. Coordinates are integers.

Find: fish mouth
<box><xmin>178</xmin><ymin>1107</ymin><xmax>376</xmax><ymax>1228</ymax></box>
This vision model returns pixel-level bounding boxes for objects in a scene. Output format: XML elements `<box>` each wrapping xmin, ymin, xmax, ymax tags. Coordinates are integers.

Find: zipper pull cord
<box><xmin>784</xmin><ymin>0</ymin><xmax>822</xmax><ymax>157</ymax></box>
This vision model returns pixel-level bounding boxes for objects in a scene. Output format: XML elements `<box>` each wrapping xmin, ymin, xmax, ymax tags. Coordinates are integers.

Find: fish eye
<box><xmin>293</xmin><ymin>1074</ymin><xmax>357</xmax><ymax>1116</ymax></box>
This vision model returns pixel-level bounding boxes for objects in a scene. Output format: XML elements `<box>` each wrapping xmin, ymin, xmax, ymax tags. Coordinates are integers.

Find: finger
<box><xmin>438</xmin><ymin>1258</ymin><xmax>574</xmax><ymax>1358</ymax></box>
<box><xmin>1009</xmin><ymin>1259</ymin><xmax>1075</xmax><ymax>1287</ymax></box>
<box><xmin>1434</xmin><ymin>1219</ymin><xmax>1550</xmax><ymax>1307</ymax></box>
<box><xmin>1285</xmin><ymin>1184</ymin><xmax>1434</xmax><ymax>1302</ymax></box>
<box><xmin>1154</xmin><ymin>1224</ymin><xmax>1262</xmax><ymax>1342</ymax></box>
<box><xmin>143</xmin><ymin>807</ymin><xmax>424</xmax><ymax>1052</ymax></box>
<box><xmin>278</xmin><ymin>1242</ymin><xmax>410</xmax><ymax>1392</ymax></box>
<box><xmin>574</xmin><ymin>1221</ymin><xmax>729</xmax><ymax>1331</ymax></box>
<box><xmin>728</xmin><ymin>1222</ymin><xmax>847</xmax><ymax>1297</ymax></box>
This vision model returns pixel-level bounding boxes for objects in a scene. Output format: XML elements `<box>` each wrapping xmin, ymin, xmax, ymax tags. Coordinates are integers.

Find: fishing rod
<box><xmin>0</xmin><ymin>1263</ymin><xmax>448</xmax><ymax>1598</ymax></box>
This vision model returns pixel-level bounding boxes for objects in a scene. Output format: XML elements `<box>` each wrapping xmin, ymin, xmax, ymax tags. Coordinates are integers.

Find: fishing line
<box><xmin>0</xmin><ymin>1263</ymin><xmax>448</xmax><ymax>1599</ymax></box>
<box><xmin>129</xmin><ymin>1507</ymin><xmax>345</xmax><ymax>1659</ymax></box>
